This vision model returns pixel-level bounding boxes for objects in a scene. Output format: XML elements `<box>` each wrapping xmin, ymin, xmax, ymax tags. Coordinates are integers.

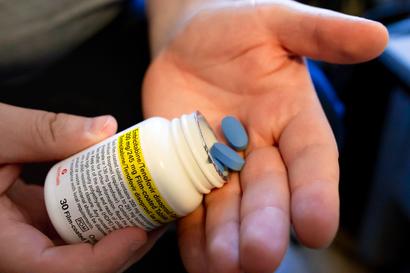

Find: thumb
<box><xmin>258</xmin><ymin>0</ymin><xmax>389</xmax><ymax>63</ymax></box>
<box><xmin>0</xmin><ymin>103</ymin><xmax>117</xmax><ymax>164</ymax></box>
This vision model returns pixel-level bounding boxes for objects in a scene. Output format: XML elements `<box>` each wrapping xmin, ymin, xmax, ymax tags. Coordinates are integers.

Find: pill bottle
<box><xmin>44</xmin><ymin>112</ymin><xmax>227</xmax><ymax>244</ymax></box>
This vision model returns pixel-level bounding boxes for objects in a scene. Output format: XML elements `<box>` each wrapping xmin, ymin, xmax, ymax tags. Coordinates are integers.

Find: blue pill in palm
<box><xmin>210</xmin><ymin>143</ymin><xmax>245</xmax><ymax>171</ymax></box>
<box><xmin>221</xmin><ymin>116</ymin><xmax>248</xmax><ymax>151</ymax></box>
<box><xmin>213</xmin><ymin>157</ymin><xmax>228</xmax><ymax>177</ymax></box>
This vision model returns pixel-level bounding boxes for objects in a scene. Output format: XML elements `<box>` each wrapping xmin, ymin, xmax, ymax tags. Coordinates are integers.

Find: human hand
<box><xmin>0</xmin><ymin>103</ymin><xmax>162</xmax><ymax>273</ymax></box>
<box><xmin>142</xmin><ymin>1</ymin><xmax>388</xmax><ymax>273</ymax></box>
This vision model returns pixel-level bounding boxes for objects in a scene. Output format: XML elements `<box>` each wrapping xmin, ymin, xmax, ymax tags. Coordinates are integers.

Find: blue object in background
<box><xmin>381</xmin><ymin>18</ymin><xmax>410</xmax><ymax>90</ymax></box>
<box><xmin>308</xmin><ymin>60</ymin><xmax>345</xmax><ymax>118</ymax></box>
<box><xmin>131</xmin><ymin>0</ymin><xmax>146</xmax><ymax>17</ymax></box>
<box><xmin>358</xmin><ymin>17</ymin><xmax>410</xmax><ymax>269</ymax></box>
<box><xmin>308</xmin><ymin>60</ymin><xmax>345</xmax><ymax>148</ymax></box>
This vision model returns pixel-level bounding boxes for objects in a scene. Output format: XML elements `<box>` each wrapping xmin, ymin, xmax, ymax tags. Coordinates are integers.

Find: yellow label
<box><xmin>117</xmin><ymin>127</ymin><xmax>178</xmax><ymax>225</ymax></box>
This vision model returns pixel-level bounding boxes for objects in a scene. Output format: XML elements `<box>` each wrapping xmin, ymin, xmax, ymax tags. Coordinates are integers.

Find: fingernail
<box><xmin>85</xmin><ymin>115</ymin><xmax>115</xmax><ymax>136</ymax></box>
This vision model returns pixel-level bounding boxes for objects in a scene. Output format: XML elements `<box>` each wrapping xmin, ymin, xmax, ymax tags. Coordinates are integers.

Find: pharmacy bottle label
<box><xmin>117</xmin><ymin>128</ymin><xmax>178</xmax><ymax>225</ymax></box>
<box><xmin>53</xmin><ymin>126</ymin><xmax>178</xmax><ymax>243</ymax></box>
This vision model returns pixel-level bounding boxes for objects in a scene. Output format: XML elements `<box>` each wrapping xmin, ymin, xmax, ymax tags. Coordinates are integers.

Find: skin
<box><xmin>143</xmin><ymin>1</ymin><xmax>389</xmax><ymax>273</ymax></box>
<box><xmin>0</xmin><ymin>1</ymin><xmax>388</xmax><ymax>273</ymax></box>
<box><xmin>0</xmin><ymin>103</ymin><xmax>165</xmax><ymax>273</ymax></box>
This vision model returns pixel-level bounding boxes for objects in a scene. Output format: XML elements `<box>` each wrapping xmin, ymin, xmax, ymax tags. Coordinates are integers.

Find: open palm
<box><xmin>142</xmin><ymin>1</ymin><xmax>388</xmax><ymax>273</ymax></box>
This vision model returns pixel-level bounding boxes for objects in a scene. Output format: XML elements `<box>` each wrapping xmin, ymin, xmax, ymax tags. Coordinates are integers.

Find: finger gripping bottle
<box><xmin>44</xmin><ymin>112</ymin><xmax>227</xmax><ymax>244</ymax></box>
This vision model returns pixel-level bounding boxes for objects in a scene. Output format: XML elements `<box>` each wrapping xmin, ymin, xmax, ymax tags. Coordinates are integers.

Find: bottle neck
<box><xmin>170</xmin><ymin>112</ymin><xmax>226</xmax><ymax>194</ymax></box>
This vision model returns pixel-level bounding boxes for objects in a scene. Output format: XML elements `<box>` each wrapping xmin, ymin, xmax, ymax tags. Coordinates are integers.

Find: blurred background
<box><xmin>0</xmin><ymin>0</ymin><xmax>409</xmax><ymax>272</ymax></box>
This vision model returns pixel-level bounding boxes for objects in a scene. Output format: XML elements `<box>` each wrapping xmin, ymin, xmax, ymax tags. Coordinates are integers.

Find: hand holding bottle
<box><xmin>0</xmin><ymin>103</ymin><xmax>161</xmax><ymax>273</ymax></box>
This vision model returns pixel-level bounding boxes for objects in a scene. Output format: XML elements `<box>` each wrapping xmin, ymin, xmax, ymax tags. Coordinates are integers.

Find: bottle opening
<box><xmin>194</xmin><ymin>111</ymin><xmax>228</xmax><ymax>180</ymax></box>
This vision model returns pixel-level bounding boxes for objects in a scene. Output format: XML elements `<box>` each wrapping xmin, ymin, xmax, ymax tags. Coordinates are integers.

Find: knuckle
<box><xmin>32</xmin><ymin>111</ymin><xmax>67</xmax><ymax>155</ymax></box>
<box><xmin>33</xmin><ymin>111</ymin><xmax>57</xmax><ymax>145</ymax></box>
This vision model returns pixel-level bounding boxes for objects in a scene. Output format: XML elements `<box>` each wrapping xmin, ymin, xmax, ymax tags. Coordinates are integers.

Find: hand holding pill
<box><xmin>143</xmin><ymin>0</ymin><xmax>388</xmax><ymax>272</ymax></box>
<box><xmin>210</xmin><ymin>116</ymin><xmax>248</xmax><ymax>173</ymax></box>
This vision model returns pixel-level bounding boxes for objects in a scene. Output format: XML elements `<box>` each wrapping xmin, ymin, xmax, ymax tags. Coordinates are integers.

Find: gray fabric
<box><xmin>0</xmin><ymin>0</ymin><xmax>123</xmax><ymax>79</ymax></box>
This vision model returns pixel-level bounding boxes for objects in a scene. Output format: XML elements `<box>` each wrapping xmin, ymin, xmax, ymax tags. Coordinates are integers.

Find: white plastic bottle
<box><xmin>44</xmin><ymin>112</ymin><xmax>227</xmax><ymax>244</ymax></box>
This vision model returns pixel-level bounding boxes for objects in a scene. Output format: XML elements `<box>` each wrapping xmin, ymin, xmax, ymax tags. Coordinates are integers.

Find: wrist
<box><xmin>147</xmin><ymin>0</ymin><xmax>219</xmax><ymax>57</ymax></box>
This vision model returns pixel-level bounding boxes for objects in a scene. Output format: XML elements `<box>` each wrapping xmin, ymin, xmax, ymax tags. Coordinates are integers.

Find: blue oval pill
<box><xmin>210</xmin><ymin>143</ymin><xmax>245</xmax><ymax>171</ymax></box>
<box><xmin>221</xmin><ymin>116</ymin><xmax>248</xmax><ymax>151</ymax></box>
<box><xmin>213</xmin><ymin>157</ymin><xmax>228</xmax><ymax>177</ymax></box>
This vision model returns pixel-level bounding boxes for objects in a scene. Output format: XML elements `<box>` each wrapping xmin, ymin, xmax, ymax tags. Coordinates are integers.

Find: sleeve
<box><xmin>0</xmin><ymin>0</ymin><xmax>125</xmax><ymax>80</ymax></box>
